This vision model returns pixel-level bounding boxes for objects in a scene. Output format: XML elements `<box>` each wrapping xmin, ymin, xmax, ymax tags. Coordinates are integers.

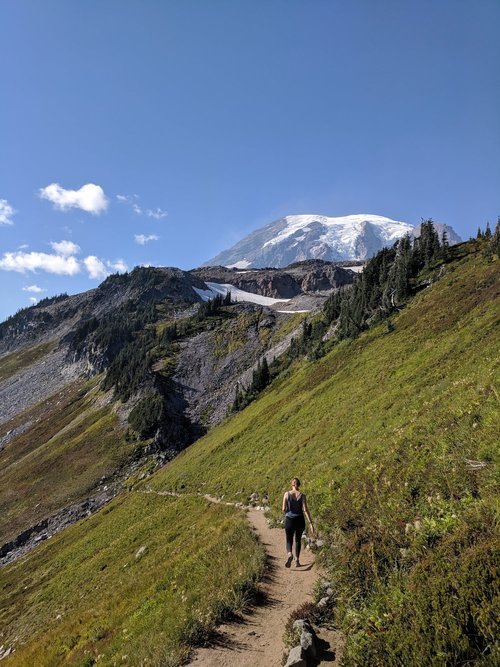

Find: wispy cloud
<box><xmin>22</xmin><ymin>284</ymin><xmax>46</xmax><ymax>293</ymax></box>
<box><xmin>0</xmin><ymin>251</ymin><xmax>81</xmax><ymax>275</ymax></box>
<box><xmin>116</xmin><ymin>193</ymin><xmax>139</xmax><ymax>204</ymax></box>
<box><xmin>134</xmin><ymin>234</ymin><xmax>159</xmax><ymax>245</ymax></box>
<box><xmin>118</xmin><ymin>193</ymin><xmax>167</xmax><ymax>220</ymax></box>
<box><xmin>108</xmin><ymin>259</ymin><xmax>128</xmax><ymax>273</ymax></box>
<box><xmin>29</xmin><ymin>297</ymin><xmax>38</xmax><ymax>305</ymax></box>
<box><xmin>39</xmin><ymin>183</ymin><xmax>108</xmax><ymax>215</ymax></box>
<box><xmin>0</xmin><ymin>199</ymin><xmax>16</xmax><ymax>226</ymax></box>
<box><xmin>146</xmin><ymin>207</ymin><xmax>168</xmax><ymax>219</ymax></box>
<box><xmin>50</xmin><ymin>240</ymin><xmax>81</xmax><ymax>256</ymax></box>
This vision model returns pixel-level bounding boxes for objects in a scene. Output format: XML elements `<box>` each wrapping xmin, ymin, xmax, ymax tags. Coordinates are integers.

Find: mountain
<box><xmin>205</xmin><ymin>213</ymin><xmax>462</xmax><ymax>268</ymax></box>
<box><xmin>2</xmin><ymin>225</ymin><xmax>499</xmax><ymax>664</ymax></box>
<box><xmin>0</xmin><ymin>260</ymin><xmax>356</xmax><ymax>566</ymax></box>
<box><xmin>1</xmin><ymin>234</ymin><xmax>498</xmax><ymax>666</ymax></box>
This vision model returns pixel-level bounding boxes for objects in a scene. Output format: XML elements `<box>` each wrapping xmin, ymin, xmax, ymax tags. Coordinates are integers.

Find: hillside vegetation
<box><xmin>0</xmin><ymin>237</ymin><xmax>498</xmax><ymax>666</ymax></box>
<box><xmin>149</xmin><ymin>241</ymin><xmax>499</xmax><ymax>665</ymax></box>
<box><xmin>0</xmin><ymin>495</ymin><xmax>264</xmax><ymax>666</ymax></box>
<box><xmin>0</xmin><ymin>379</ymin><xmax>136</xmax><ymax>546</ymax></box>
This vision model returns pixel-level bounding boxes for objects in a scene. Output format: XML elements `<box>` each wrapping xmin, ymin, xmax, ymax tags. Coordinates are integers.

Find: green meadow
<box><xmin>149</xmin><ymin>247</ymin><xmax>499</xmax><ymax>665</ymax></box>
<box><xmin>0</xmin><ymin>380</ymin><xmax>137</xmax><ymax>545</ymax></box>
<box><xmin>1</xmin><ymin>243</ymin><xmax>498</xmax><ymax>665</ymax></box>
<box><xmin>0</xmin><ymin>494</ymin><xmax>264</xmax><ymax>666</ymax></box>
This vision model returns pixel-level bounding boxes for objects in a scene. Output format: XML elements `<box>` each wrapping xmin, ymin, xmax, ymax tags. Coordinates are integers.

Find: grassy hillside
<box><xmin>0</xmin><ymin>494</ymin><xmax>264</xmax><ymax>666</ymax></box>
<box><xmin>1</xmin><ymin>242</ymin><xmax>497</xmax><ymax>666</ymax></box>
<box><xmin>0</xmin><ymin>380</ymin><xmax>136</xmax><ymax>544</ymax></box>
<box><xmin>148</xmin><ymin>244</ymin><xmax>499</xmax><ymax>665</ymax></box>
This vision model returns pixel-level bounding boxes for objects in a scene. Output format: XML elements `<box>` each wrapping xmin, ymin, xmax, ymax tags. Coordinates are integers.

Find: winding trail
<box><xmin>142</xmin><ymin>489</ymin><xmax>343</xmax><ymax>665</ymax></box>
<box><xmin>188</xmin><ymin>505</ymin><xmax>343</xmax><ymax>666</ymax></box>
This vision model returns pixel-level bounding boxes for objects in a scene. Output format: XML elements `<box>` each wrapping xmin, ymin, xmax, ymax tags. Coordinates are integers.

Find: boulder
<box><xmin>284</xmin><ymin>645</ymin><xmax>307</xmax><ymax>667</ymax></box>
<box><xmin>293</xmin><ymin>619</ymin><xmax>317</xmax><ymax>660</ymax></box>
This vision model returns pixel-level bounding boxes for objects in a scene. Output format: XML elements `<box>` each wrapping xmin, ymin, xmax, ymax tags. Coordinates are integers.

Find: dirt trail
<box><xmin>187</xmin><ymin>506</ymin><xmax>343</xmax><ymax>666</ymax></box>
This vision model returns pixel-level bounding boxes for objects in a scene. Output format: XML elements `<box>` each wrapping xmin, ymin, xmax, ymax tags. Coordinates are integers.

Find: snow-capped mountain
<box><xmin>205</xmin><ymin>214</ymin><xmax>461</xmax><ymax>268</ymax></box>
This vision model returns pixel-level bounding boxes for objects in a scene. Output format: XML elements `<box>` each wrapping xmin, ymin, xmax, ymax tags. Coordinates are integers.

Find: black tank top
<box><xmin>285</xmin><ymin>492</ymin><xmax>304</xmax><ymax>518</ymax></box>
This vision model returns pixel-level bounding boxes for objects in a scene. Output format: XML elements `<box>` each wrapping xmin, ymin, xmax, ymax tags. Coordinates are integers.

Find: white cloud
<box><xmin>22</xmin><ymin>284</ymin><xmax>46</xmax><ymax>293</ymax></box>
<box><xmin>0</xmin><ymin>251</ymin><xmax>81</xmax><ymax>275</ymax></box>
<box><xmin>29</xmin><ymin>297</ymin><xmax>38</xmax><ymax>304</ymax></box>
<box><xmin>107</xmin><ymin>259</ymin><xmax>128</xmax><ymax>273</ymax></box>
<box><xmin>118</xmin><ymin>193</ymin><xmax>167</xmax><ymax>220</ymax></box>
<box><xmin>18</xmin><ymin>243</ymin><xmax>29</xmax><ymax>250</ymax></box>
<box><xmin>0</xmin><ymin>199</ymin><xmax>16</xmax><ymax>225</ymax></box>
<box><xmin>134</xmin><ymin>234</ymin><xmax>159</xmax><ymax>245</ymax></box>
<box><xmin>39</xmin><ymin>183</ymin><xmax>108</xmax><ymax>214</ymax></box>
<box><xmin>83</xmin><ymin>255</ymin><xmax>108</xmax><ymax>279</ymax></box>
<box><xmin>50</xmin><ymin>240</ymin><xmax>81</xmax><ymax>256</ymax></box>
<box><xmin>146</xmin><ymin>207</ymin><xmax>168</xmax><ymax>219</ymax></box>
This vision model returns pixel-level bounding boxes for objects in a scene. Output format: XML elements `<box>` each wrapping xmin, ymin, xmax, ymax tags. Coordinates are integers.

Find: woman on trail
<box><xmin>282</xmin><ymin>477</ymin><xmax>314</xmax><ymax>568</ymax></box>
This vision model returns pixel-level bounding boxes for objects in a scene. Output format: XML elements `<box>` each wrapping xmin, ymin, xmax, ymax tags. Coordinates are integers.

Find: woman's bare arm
<box><xmin>282</xmin><ymin>492</ymin><xmax>289</xmax><ymax>513</ymax></box>
<box><xmin>302</xmin><ymin>495</ymin><xmax>315</xmax><ymax>533</ymax></box>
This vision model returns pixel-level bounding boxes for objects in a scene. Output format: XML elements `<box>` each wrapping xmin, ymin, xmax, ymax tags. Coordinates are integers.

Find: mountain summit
<box><xmin>205</xmin><ymin>214</ymin><xmax>461</xmax><ymax>268</ymax></box>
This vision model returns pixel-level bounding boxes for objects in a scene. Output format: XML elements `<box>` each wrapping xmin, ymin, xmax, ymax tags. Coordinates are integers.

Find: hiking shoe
<box><xmin>295</xmin><ymin>559</ymin><xmax>301</xmax><ymax>567</ymax></box>
<box><xmin>285</xmin><ymin>554</ymin><xmax>293</xmax><ymax>568</ymax></box>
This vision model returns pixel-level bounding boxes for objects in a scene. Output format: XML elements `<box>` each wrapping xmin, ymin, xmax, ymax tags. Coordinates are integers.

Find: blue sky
<box><xmin>1</xmin><ymin>0</ymin><xmax>499</xmax><ymax>321</ymax></box>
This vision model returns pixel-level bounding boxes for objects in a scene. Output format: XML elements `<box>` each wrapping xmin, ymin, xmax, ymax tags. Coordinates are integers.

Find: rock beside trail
<box><xmin>285</xmin><ymin>619</ymin><xmax>319</xmax><ymax>666</ymax></box>
<box><xmin>285</xmin><ymin>645</ymin><xmax>307</xmax><ymax>667</ymax></box>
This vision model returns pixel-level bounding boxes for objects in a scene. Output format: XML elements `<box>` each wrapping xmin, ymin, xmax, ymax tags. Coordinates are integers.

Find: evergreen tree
<box><xmin>491</xmin><ymin>218</ymin><xmax>500</xmax><ymax>255</ymax></box>
<box><xmin>441</xmin><ymin>229</ymin><xmax>450</xmax><ymax>260</ymax></box>
<box><xmin>485</xmin><ymin>221</ymin><xmax>492</xmax><ymax>239</ymax></box>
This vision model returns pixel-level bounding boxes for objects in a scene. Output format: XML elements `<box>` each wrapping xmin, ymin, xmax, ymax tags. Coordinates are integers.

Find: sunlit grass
<box><xmin>0</xmin><ymin>494</ymin><xmax>264</xmax><ymax>666</ymax></box>
<box><xmin>0</xmin><ymin>380</ymin><xmax>136</xmax><ymax>544</ymax></box>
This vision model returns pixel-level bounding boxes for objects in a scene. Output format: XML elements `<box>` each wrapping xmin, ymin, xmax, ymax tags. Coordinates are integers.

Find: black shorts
<box><xmin>285</xmin><ymin>515</ymin><xmax>306</xmax><ymax>532</ymax></box>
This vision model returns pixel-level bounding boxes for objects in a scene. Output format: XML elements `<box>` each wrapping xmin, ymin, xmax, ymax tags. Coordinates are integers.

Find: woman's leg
<box><xmin>294</xmin><ymin>518</ymin><xmax>306</xmax><ymax>558</ymax></box>
<box><xmin>285</xmin><ymin>518</ymin><xmax>294</xmax><ymax>555</ymax></box>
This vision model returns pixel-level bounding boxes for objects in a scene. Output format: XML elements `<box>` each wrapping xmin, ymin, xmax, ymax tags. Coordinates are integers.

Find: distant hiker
<box><xmin>282</xmin><ymin>477</ymin><xmax>314</xmax><ymax>567</ymax></box>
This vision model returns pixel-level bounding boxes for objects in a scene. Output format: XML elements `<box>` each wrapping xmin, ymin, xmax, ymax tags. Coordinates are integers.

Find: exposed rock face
<box><xmin>0</xmin><ymin>267</ymin><xmax>208</xmax><ymax>356</ymax></box>
<box><xmin>172</xmin><ymin>304</ymin><xmax>303</xmax><ymax>428</ymax></box>
<box><xmin>191</xmin><ymin>260</ymin><xmax>355</xmax><ymax>299</ymax></box>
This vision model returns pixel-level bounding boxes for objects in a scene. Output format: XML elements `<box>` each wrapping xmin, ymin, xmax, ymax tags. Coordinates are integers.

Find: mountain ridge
<box><xmin>1</xmin><ymin>229</ymin><xmax>498</xmax><ymax>666</ymax></box>
<box><xmin>205</xmin><ymin>213</ymin><xmax>462</xmax><ymax>268</ymax></box>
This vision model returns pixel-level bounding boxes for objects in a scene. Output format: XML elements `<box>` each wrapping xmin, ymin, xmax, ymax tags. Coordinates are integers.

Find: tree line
<box><xmin>232</xmin><ymin>218</ymin><xmax>499</xmax><ymax>412</ymax></box>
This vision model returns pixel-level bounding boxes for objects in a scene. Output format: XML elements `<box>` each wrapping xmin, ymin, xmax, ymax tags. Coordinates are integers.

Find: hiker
<box><xmin>282</xmin><ymin>477</ymin><xmax>314</xmax><ymax>567</ymax></box>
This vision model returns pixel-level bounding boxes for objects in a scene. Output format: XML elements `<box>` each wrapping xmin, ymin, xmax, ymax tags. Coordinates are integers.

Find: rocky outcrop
<box><xmin>191</xmin><ymin>260</ymin><xmax>355</xmax><ymax>299</ymax></box>
<box><xmin>0</xmin><ymin>491</ymin><xmax>114</xmax><ymax>566</ymax></box>
<box><xmin>173</xmin><ymin>304</ymin><xmax>288</xmax><ymax>428</ymax></box>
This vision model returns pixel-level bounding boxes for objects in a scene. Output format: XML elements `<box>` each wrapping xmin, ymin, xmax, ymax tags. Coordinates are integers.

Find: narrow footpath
<box><xmin>187</xmin><ymin>506</ymin><xmax>344</xmax><ymax>667</ymax></box>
